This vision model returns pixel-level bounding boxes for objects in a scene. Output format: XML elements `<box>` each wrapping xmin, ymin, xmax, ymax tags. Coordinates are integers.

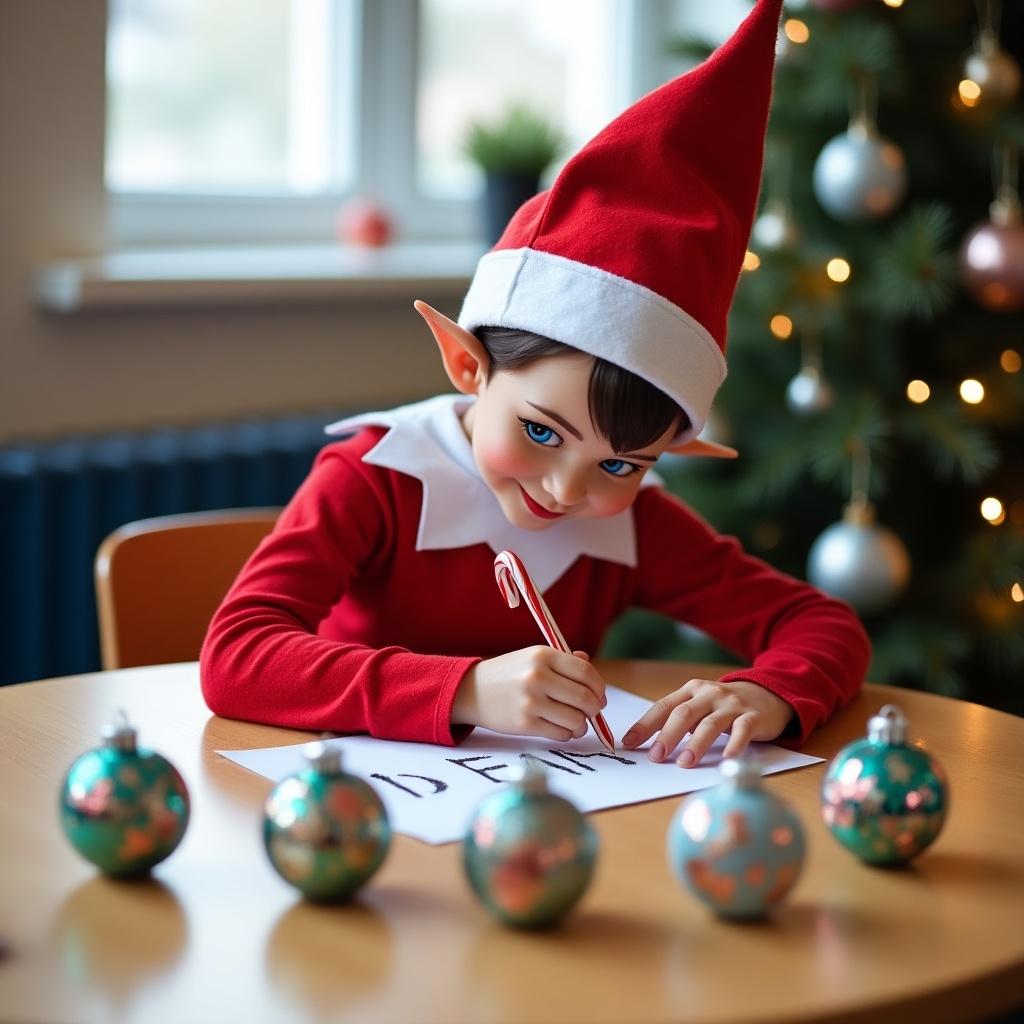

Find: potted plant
<box><xmin>463</xmin><ymin>103</ymin><xmax>567</xmax><ymax>245</ymax></box>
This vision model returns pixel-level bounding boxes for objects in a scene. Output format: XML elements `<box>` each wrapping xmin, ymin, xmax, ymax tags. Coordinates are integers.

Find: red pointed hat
<box><xmin>458</xmin><ymin>0</ymin><xmax>783</xmax><ymax>441</ymax></box>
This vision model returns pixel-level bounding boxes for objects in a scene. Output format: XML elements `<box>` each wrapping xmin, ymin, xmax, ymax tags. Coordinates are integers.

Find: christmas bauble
<box><xmin>959</xmin><ymin>208</ymin><xmax>1024</xmax><ymax>312</ymax></box>
<box><xmin>963</xmin><ymin>32</ymin><xmax>1022</xmax><ymax>109</ymax></box>
<box><xmin>786</xmin><ymin>366</ymin><xmax>835</xmax><ymax>415</ymax></box>
<box><xmin>463</xmin><ymin>763</ymin><xmax>597</xmax><ymax>929</ymax></box>
<box><xmin>813</xmin><ymin>124</ymin><xmax>907</xmax><ymax>221</ymax></box>
<box><xmin>59</xmin><ymin>714</ymin><xmax>190</xmax><ymax>877</ymax></box>
<box><xmin>807</xmin><ymin>502</ymin><xmax>910</xmax><ymax>616</ymax></box>
<box><xmin>336</xmin><ymin>198</ymin><xmax>393</xmax><ymax>247</ymax></box>
<box><xmin>667</xmin><ymin>758</ymin><xmax>805</xmax><ymax>919</ymax></box>
<box><xmin>752</xmin><ymin>199</ymin><xmax>801</xmax><ymax>251</ymax></box>
<box><xmin>263</xmin><ymin>742</ymin><xmax>390</xmax><ymax>902</ymax></box>
<box><xmin>821</xmin><ymin>704</ymin><xmax>948</xmax><ymax>865</ymax></box>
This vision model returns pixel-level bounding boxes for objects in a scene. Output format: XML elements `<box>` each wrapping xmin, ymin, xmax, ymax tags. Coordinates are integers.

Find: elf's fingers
<box><xmin>620</xmin><ymin>681</ymin><xmax>699</xmax><ymax>748</ymax></box>
<box><xmin>650</xmin><ymin>697</ymin><xmax>710</xmax><ymax>763</ymax></box>
<box><xmin>722</xmin><ymin>713</ymin><xmax>758</xmax><ymax>760</ymax></box>
<box><xmin>676</xmin><ymin>710</ymin><xmax>737</xmax><ymax>768</ymax></box>
<box><xmin>548</xmin><ymin>649</ymin><xmax>606</xmax><ymax>706</ymax></box>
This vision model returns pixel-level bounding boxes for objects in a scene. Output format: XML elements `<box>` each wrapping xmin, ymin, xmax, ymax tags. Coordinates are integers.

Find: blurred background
<box><xmin>1</xmin><ymin>0</ymin><xmax>1021</xmax><ymax>716</ymax></box>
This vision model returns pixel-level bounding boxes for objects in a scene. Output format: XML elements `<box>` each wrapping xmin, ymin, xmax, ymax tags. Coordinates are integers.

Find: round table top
<box><xmin>1</xmin><ymin>660</ymin><xmax>1022</xmax><ymax>1024</ymax></box>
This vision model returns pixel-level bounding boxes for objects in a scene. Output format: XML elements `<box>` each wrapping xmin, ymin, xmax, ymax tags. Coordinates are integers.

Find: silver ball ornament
<box><xmin>263</xmin><ymin>742</ymin><xmax>390</xmax><ymax>903</ymax></box>
<box><xmin>752</xmin><ymin>199</ymin><xmax>801</xmax><ymax>251</ymax></box>
<box><xmin>807</xmin><ymin>502</ymin><xmax>910</xmax><ymax>617</ymax></box>
<box><xmin>786</xmin><ymin>366</ymin><xmax>835</xmax><ymax>415</ymax></box>
<box><xmin>463</xmin><ymin>762</ymin><xmax>598</xmax><ymax>929</ymax></box>
<box><xmin>813</xmin><ymin>123</ymin><xmax>907</xmax><ymax>221</ymax></box>
<box><xmin>963</xmin><ymin>31</ymin><xmax>1021</xmax><ymax>109</ymax></box>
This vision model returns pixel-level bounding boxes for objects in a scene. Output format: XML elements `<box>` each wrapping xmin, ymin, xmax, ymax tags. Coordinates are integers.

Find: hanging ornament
<box><xmin>263</xmin><ymin>741</ymin><xmax>390</xmax><ymax>903</ymax></box>
<box><xmin>814</xmin><ymin>76</ymin><xmax>907</xmax><ymax>222</ymax></box>
<box><xmin>960</xmin><ymin>143</ymin><xmax>1024</xmax><ymax>312</ymax></box>
<box><xmin>961</xmin><ymin>1</ymin><xmax>1021</xmax><ymax>110</ymax></box>
<box><xmin>807</xmin><ymin>443</ymin><xmax>910</xmax><ymax>616</ymax></box>
<box><xmin>822</xmin><ymin>705</ymin><xmax>948</xmax><ymax>866</ymax></box>
<box><xmin>786</xmin><ymin>325</ymin><xmax>834</xmax><ymax>416</ymax></box>
<box><xmin>753</xmin><ymin>198</ymin><xmax>801</xmax><ymax>252</ymax></box>
<box><xmin>59</xmin><ymin>711</ymin><xmax>190</xmax><ymax>877</ymax></box>
<box><xmin>463</xmin><ymin>762</ymin><xmax>598</xmax><ymax>929</ymax></box>
<box><xmin>667</xmin><ymin>757</ymin><xmax>806</xmax><ymax>920</ymax></box>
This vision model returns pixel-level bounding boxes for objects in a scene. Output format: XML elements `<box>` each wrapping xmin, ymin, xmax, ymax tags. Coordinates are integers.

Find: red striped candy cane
<box><xmin>494</xmin><ymin>550</ymin><xmax>616</xmax><ymax>752</ymax></box>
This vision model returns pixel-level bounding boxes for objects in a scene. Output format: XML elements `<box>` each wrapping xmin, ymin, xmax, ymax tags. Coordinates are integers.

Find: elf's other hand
<box><xmin>453</xmin><ymin>646</ymin><xmax>607</xmax><ymax>743</ymax></box>
<box><xmin>620</xmin><ymin>678</ymin><xmax>793</xmax><ymax>767</ymax></box>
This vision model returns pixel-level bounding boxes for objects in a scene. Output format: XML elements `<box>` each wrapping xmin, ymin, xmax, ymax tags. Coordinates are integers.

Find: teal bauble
<box><xmin>463</xmin><ymin>763</ymin><xmax>598</xmax><ymax>929</ymax></box>
<box><xmin>667</xmin><ymin>758</ymin><xmax>805</xmax><ymax>919</ymax></box>
<box><xmin>821</xmin><ymin>704</ymin><xmax>948</xmax><ymax>866</ymax></box>
<box><xmin>263</xmin><ymin>742</ymin><xmax>390</xmax><ymax>902</ymax></box>
<box><xmin>59</xmin><ymin>712</ymin><xmax>190</xmax><ymax>877</ymax></box>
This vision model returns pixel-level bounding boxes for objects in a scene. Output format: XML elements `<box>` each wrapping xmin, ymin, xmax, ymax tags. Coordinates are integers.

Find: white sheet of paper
<box><xmin>218</xmin><ymin>685</ymin><xmax>822</xmax><ymax>844</ymax></box>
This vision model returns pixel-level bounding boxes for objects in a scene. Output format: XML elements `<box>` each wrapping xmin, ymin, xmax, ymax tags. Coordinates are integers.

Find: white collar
<box><xmin>324</xmin><ymin>394</ymin><xmax>662</xmax><ymax>592</ymax></box>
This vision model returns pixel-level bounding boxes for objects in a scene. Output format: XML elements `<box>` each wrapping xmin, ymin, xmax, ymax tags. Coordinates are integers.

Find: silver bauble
<box><xmin>752</xmin><ymin>199</ymin><xmax>801</xmax><ymax>251</ymax></box>
<box><xmin>963</xmin><ymin>31</ymin><xmax>1021</xmax><ymax>109</ymax></box>
<box><xmin>807</xmin><ymin>503</ymin><xmax>910</xmax><ymax>617</ymax></box>
<box><xmin>786</xmin><ymin>366</ymin><xmax>834</xmax><ymax>415</ymax></box>
<box><xmin>813</xmin><ymin>123</ymin><xmax>907</xmax><ymax>221</ymax></box>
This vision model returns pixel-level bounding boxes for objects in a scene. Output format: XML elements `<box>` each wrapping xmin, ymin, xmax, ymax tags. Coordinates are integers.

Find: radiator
<box><xmin>0</xmin><ymin>410</ymin><xmax>347</xmax><ymax>685</ymax></box>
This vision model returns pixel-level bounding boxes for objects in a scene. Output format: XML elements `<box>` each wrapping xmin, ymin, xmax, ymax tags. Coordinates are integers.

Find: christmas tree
<box><xmin>603</xmin><ymin>0</ymin><xmax>1024</xmax><ymax>717</ymax></box>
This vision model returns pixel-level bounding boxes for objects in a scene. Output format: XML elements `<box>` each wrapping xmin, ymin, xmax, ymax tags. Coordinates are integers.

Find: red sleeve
<box><xmin>633</xmin><ymin>488</ymin><xmax>871</xmax><ymax>744</ymax></box>
<box><xmin>199</xmin><ymin>436</ymin><xmax>478</xmax><ymax>745</ymax></box>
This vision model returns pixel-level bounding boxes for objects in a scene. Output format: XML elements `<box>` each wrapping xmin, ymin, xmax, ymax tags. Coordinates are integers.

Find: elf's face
<box><xmin>462</xmin><ymin>353</ymin><xmax>677</xmax><ymax>531</ymax></box>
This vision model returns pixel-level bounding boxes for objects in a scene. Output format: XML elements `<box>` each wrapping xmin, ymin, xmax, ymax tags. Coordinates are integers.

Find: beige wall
<box><xmin>0</xmin><ymin>0</ymin><xmax>452</xmax><ymax>445</ymax></box>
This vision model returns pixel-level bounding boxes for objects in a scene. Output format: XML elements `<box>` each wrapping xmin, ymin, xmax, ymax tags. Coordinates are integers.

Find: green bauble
<box><xmin>463</xmin><ymin>763</ymin><xmax>598</xmax><ymax>929</ymax></box>
<box><xmin>263</xmin><ymin>742</ymin><xmax>390</xmax><ymax>902</ymax></box>
<box><xmin>59</xmin><ymin>713</ymin><xmax>190</xmax><ymax>877</ymax></box>
<box><xmin>821</xmin><ymin>705</ymin><xmax>948</xmax><ymax>866</ymax></box>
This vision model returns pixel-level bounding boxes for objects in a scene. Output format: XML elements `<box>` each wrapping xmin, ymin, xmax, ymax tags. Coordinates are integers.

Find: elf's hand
<box><xmin>453</xmin><ymin>646</ymin><xmax>607</xmax><ymax>742</ymax></box>
<box><xmin>620</xmin><ymin>678</ymin><xmax>793</xmax><ymax>767</ymax></box>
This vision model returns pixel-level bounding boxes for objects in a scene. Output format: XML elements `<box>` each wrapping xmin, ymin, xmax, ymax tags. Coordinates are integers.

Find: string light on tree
<box><xmin>1011</xmin><ymin>583</ymin><xmax>1024</xmax><ymax>603</ymax></box>
<box><xmin>743</xmin><ymin>250</ymin><xmax>761</xmax><ymax>271</ymax></box>
<box><xmin>959</xmin><ymin>378</ymin><xmax>985</xmax><ymax>404</ymax></box>
<box><xmin>1002</xmin><ymin>349</ymin><xmax>1022</xmax><ymax>373</ymax></box>
<box><xmin>980</xmin><ymin>497</ymin><xmax>1005</xmax><ymax>525</ymax></box>
<box><xmin>807</xmin><ymin>442</ymin><xmax>911</xmax><ymax>616</ymax></box>
<box><xmin>826</xmin><ymin>257</ymin><xmax>851</xmax><ymax>283</ymax></box>
<box><xmin>906</xmin><ymin>380</ymin><xmax>931</xmax><ymax>403</ymax></box>
<box><xmin>770</xmin><ymin>314</ymin><xmax>794</xmax><ymax>339</ymax></box>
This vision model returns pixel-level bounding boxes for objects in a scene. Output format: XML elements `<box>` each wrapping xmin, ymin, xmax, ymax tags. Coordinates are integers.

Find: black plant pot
<box><xmin>481</xmin><ymin>172</ymin><xmax>541</xmax><ymax>246</ymax></box>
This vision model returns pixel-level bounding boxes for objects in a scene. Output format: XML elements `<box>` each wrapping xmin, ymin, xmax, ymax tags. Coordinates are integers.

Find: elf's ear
<box><xmin>665</xmin><ymin>437</ymin><xmax>738</xmax><ymax>459</ymax></box>
<box><xmin>413</xmin><ymin>300</ymin><xmax>490</xmax><ymax>395</ymax></box>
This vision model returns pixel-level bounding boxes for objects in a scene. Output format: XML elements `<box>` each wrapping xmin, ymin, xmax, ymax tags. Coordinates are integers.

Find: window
<box><xmin>106</xmin><ymin>0</ymin><xmax>681</xmax><ymax>247</ymax></box>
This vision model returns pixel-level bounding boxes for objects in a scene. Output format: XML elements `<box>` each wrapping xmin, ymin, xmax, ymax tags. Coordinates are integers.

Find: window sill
<box><xmin>34</xmin><ymin>242</ymin><xmax>484</xmax><ymax>313</ymax></box>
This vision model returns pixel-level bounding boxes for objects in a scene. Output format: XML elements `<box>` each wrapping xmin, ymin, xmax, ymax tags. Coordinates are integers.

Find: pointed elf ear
<box><xmin>665</xmin><ymin>437</ymin><xmax>739</xmax><ymax>459</ymax></box>
<box><xmin>414</xmin><ymin>300</ymin><xmax>490</xmax><ymax>395</ymax></box>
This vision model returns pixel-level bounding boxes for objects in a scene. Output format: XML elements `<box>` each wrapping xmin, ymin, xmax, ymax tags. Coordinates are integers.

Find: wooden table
<box><xmin>1</xmin><ymin>661</ymin><xmax>1022</xmax><ymax>1024</ymax></box>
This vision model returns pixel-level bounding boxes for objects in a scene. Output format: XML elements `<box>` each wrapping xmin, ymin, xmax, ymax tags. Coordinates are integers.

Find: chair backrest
<box><xmin>95</xmin><ymin>508</ymin><xmax>281</xmax><ymax>670</ymax></box>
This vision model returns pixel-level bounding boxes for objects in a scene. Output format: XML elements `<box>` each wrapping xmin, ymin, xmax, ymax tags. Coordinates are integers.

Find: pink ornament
<box><xmin>337</xmin><ymin>198</ymin><xmax>393</xmax><ymax>247</ymax></box>
<box><xmin>960</xmin><ymin>209</ymin><xmax>1024</xmax><ymax>312</ymax></box>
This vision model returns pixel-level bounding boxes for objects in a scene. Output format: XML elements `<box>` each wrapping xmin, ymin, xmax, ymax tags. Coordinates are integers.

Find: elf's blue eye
<box><xmin>600</xmin><ymin>458</ymin><xmax>639</xmax><ymax>477</ymax></box>
<box><xmin>519</xmin><ymin>418</ymin><xmax>562</xmax><ymax>447</ymax></box>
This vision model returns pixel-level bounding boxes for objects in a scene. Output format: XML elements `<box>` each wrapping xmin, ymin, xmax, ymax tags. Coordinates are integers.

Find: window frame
<box><xmin>107</xmin><ymin>0</ymin><xmax>679</xmax><ymax>248</ymax></box>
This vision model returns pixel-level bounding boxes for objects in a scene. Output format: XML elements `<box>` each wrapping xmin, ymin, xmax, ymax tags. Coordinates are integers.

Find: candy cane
<box><xmin>494</xmin><ymin>550</ymin><xmax>616</xmax><ymax>752</ymax></box>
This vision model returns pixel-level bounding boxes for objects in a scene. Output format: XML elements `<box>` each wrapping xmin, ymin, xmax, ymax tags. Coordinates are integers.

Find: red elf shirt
<box><xmin>200</xmin><ymin>395</ymin><xmax>870</xmax><ymax>746</ymax></box>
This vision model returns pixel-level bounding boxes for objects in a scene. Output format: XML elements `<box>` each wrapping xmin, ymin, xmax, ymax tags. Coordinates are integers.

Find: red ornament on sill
<box><xmin>337</xmin><ymin>198</ymin><xmax>394</xmax><ymax>247</ymax></box>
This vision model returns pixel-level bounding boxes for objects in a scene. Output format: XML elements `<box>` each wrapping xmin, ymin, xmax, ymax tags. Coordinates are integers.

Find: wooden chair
<box><xmin>95</xmin><ymin>508</ymin><xmax>281</xmax><ymax>670</ymax></box>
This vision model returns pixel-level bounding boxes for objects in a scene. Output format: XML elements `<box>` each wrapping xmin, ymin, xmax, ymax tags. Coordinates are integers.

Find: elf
<box><xmin>201</xmin><ymin>0</ymin><xmax>870</xmax><ymax>769</ymax></box>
